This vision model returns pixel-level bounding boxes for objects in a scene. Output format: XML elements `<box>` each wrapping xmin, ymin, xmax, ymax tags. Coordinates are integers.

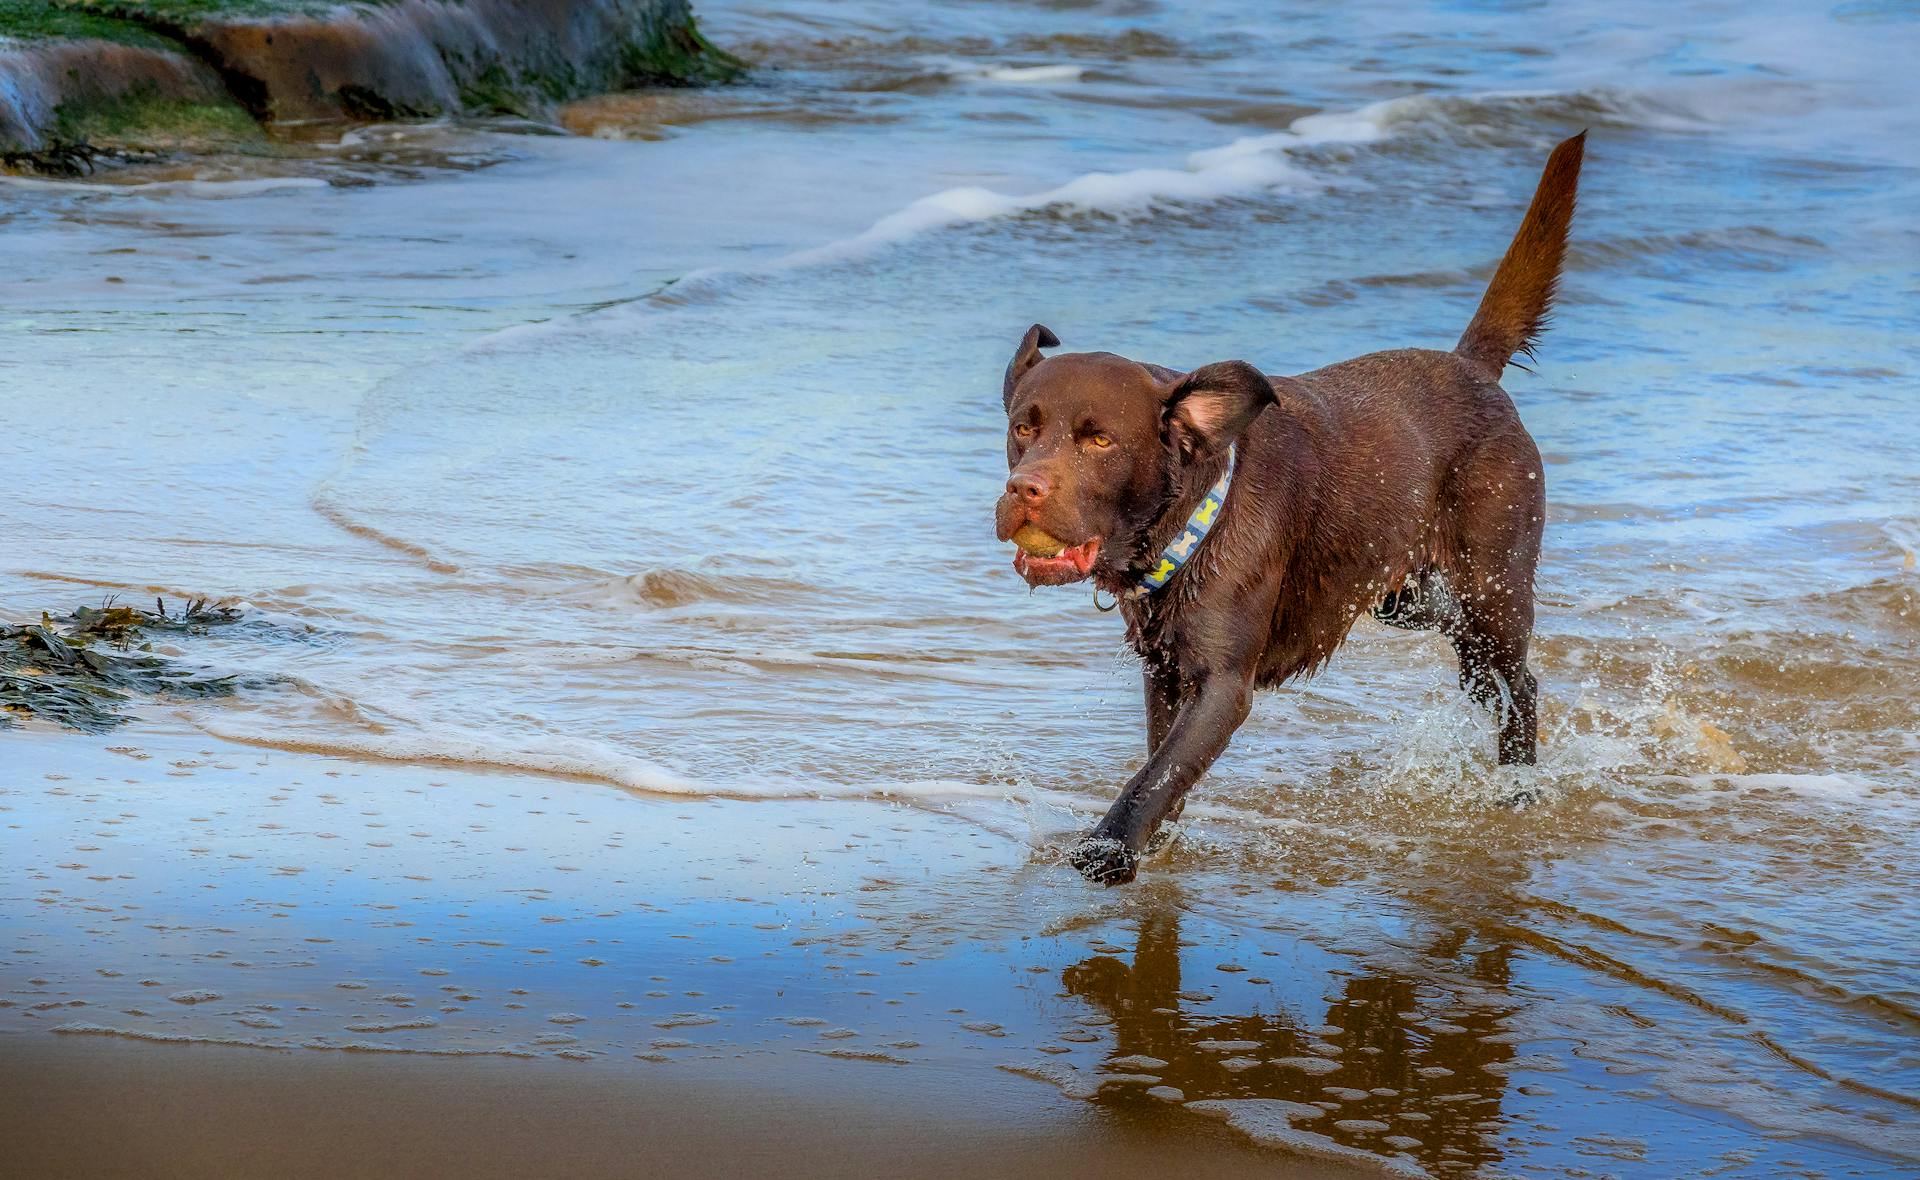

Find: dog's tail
<box><xmin>1455</xmin><ymin>131</ymin><xmax>1586</xmax><ymax>377</ymax></box>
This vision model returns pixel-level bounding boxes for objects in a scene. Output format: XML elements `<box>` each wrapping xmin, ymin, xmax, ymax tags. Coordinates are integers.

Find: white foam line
<box><xmin>976</xmin><ymin>64</ymin><xmax>1087</xmax><ymax>84</ymax></box>
<box><xmin>195</xmin><ymin>714</ymin><xmax>1414</xmax><ymax>860</ymax></box>
<box><xmin>923</xmin><ymin>57</ymin><xmax>1090</xmax><ymax>85</ymax></box>
<box><xmin>196</xmin><ymin>718</ymin><xmax>1094</xmax><ymax>814</ymax></box>
<box><xmin>53</xmin><ymin>1022</ymin><xmax>291</xmax><ymax>1052</ymax></box>
<box><xmin>736</xmin><ymin>103</ymin><xmax>1394</xmax><ymax>274</ymax></box>
<box><xmin>0</xmin><ymin>174</ymin><xmax>331</xmax><ymax>197</ymax></box>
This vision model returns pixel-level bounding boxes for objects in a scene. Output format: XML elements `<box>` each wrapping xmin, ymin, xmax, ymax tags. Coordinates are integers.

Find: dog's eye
<box><xmin>1012</xmin><ymin>423</ymin><xmax>1035</xmax><ymax>440</ymax></box>
<box><xmin>1086</xmin><ymin>432</ymin><xmax>1113</xmax><ymax>449</ymax></box>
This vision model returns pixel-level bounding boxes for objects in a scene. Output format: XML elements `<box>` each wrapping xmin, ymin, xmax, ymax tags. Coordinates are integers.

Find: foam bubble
<box><xmin>923</xmin><ymin>58</ymin><xmax>1088</xmax><ymax>85</ymax></box>
<box><xmin>976</xmin><ymin>64</ymin><xmax>1086</xmax><ymax>84</ymax></box>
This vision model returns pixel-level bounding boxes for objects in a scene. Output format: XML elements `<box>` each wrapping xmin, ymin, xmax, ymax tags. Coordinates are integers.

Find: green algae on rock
<box><xmin>0</xmin><ymin>2</ymin><xmax>252</xmax><ymax>156</ymax></box>
<box><xmin>52</xmin><ymin>81</ymin><xmax>260</xmax><ymax>146</ymax></box>
<box><xmin>1</xmin><ymin>0</ymin><xmax>741</xmax><ymax>156</ymax></box>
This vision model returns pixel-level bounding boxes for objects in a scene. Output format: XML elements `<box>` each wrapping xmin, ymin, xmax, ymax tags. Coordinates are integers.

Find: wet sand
<box><xmin>0</xmin><ymin>1035</ymin><xmax>1355</xmax><ymax>1180</ymax></box>
<box><xmin>5</xmin><ymin>730</ymin><xmax>1913</xmax><ymax>1178</ymax></box>
<box><xmin>0</xmin><ymin>730</ymin><xmax>1395</xmax><ymax>1177</ymax></box>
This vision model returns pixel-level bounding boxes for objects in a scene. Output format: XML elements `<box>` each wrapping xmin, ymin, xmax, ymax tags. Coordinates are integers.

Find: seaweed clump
<box><xmin>0</xmin><ymin>137</ymin><xmax>104</xmax><ymax>175</ymax></box>
<box><xmin>0</xmin><ymin>136</ymin><xmax>167</xmax><ymax>175</ymax></box>
<box><xmin>1</xmin><ymin>597</ymin><xmax>250</xmax><ymax>732</ymax></box>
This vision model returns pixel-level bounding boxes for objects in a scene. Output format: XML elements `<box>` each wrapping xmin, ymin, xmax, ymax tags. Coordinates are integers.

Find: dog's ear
<box><xmin>1002</xmin><ymin>324</ymin><xmax>1059</xmax><ymax>409</ymax></box>
<box><xmin>1162</xmin><ymin>361</ymin><xmax>1274</xmax><ymax>462</ymax></box>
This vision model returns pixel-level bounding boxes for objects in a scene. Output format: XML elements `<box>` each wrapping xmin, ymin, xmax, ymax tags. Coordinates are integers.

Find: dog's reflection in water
<box><xmin>1063</xmin><ymin>903</ymin><xmax>1518</xmax><ymax>1174</ymax></box>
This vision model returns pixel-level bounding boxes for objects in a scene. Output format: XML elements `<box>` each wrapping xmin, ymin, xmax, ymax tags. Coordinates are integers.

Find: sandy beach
<box><xmin>4</xmin><ymin>1029</ymin><xmax>1352</xmax><ymax>1179</ymax></box>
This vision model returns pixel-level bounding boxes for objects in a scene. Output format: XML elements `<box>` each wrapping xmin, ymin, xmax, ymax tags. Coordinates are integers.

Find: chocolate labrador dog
<box><xmin>994</xmin><ymin>133</ymin><xmax>1585</xmax><ymax>885</ymax></box>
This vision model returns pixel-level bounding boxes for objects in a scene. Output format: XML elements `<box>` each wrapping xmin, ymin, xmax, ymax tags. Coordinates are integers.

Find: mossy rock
<box><xmin>0</xmin><ymin>0</ymin><xmax>171</xmax><ymax>44</ymax></box>
<box><xmin>75</xmin><ymin>0</ymin><xmax>741</xmax><ymax>123</ymax></box>
<box><xmin>68</xmin><ymin>0</ymin><xmax>350</xmax><ymax>22</ymax></box>
<box><xmin>1</xmin><ymin>24</ymin><xmax>253</xmax><ymax>154</ymax></box>
<box><xmin>53</xmin><ymin>81</ymin><xmax>260</xmax><ymax>146</ymax></box>
<box><xmin>3</xmin><ymin>0</ymin><xmax>742</xmax><ymax>156</ymax></box>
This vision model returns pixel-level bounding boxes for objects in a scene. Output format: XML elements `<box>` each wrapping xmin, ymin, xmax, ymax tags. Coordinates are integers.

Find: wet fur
<box><xmin>996</xmin><ymin>133</ymin><xmax>1586</xmax><ymax>884</ymax></box>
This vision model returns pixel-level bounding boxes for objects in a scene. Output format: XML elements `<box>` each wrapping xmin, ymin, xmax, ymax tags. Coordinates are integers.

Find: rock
<box><xmin>145</xmin><ymin>0</ymin><xmax>738</xmax><ymax>124</ymax></box>
<box><xmin>0</xmin><ymin>34</ymin><xmax>251</xmax><ymax>155</ymax></box>
<box><xmin>1</xmin><ymin>0</ymin><xmax>740</xmax><ymax>156</ymax></box>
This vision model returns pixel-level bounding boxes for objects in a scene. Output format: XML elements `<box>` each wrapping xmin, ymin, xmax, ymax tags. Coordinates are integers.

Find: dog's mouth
<box><xmin>1012</xmin><ymin>533</ymin><xmax>1101</xmax><ymax>586</ymax></box>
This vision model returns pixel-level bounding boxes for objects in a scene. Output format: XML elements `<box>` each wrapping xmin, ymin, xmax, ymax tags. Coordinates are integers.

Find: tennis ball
<box><xmin>1013</xmin><ymin>525</ymin><xmax>1067</xmax><ymax>558</ymax></box>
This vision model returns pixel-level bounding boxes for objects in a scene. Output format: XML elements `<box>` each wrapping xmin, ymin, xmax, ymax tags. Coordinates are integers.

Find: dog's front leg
<box><xmin>1071</xmin><ymin>669</ymin><xmax>1253</xmax><ymax>885</ymax></box>
<box><xmin>1143</xmin><ymin>660</ymin><xmax>1181</xmax><ymax>755</ymax></box>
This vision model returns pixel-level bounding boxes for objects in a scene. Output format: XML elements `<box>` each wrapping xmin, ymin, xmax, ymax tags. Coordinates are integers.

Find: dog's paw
<box><xmin>1067</xmin><ymin>836</ymin><xmax>1138</xmax><ymax>886</ymax></box>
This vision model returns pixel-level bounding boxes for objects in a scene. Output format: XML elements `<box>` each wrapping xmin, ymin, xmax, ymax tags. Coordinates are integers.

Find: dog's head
<box><xmin>994</xmin><ymin>324</ymin><xmax>1274</xmax><ymax>587</ymax></box>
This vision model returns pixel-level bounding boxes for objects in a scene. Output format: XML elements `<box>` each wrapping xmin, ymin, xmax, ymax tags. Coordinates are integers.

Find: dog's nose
<box><xmin>1007</xmin><ymin>471</ymin><xmax>1051</xmax><ymax>504</ymax></box>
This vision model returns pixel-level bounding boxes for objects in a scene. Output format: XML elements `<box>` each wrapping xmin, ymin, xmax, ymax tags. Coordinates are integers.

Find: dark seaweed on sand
<box><xmin>0</xmin><ymin>139</ymin><xmax>105</xmax><ymax>177</ymax></box>
<box><xmin>0</xmin><ymin>597</ymin><xmax>274</xmax><ymax>732</ymax></box>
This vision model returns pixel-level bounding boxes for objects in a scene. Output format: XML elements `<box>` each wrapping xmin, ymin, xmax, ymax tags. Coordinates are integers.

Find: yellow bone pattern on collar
<box><xmin>1126</xmin><ymin>444</ymin><xmax>1237</xmax><ymax>601</ymax></box>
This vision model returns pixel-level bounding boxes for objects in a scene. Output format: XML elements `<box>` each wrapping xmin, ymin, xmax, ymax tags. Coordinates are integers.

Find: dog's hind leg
<box><xmin>1447</xmin><ymin>445</ymin><xmax>1545</xmax><ymax>767</ymax></box>
<box><xmin>1376</xmin><ymin>565</ymin><xmax>1536</xmax><ymax>767</ymax></box>
<box><xmin>1452</xmin><ymin>605</ymin><xmax>1538</xmax><ymax>766</ymax></box>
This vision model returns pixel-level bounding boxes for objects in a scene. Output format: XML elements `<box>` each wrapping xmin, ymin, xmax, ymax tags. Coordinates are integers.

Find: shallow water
<box><xmin>3</xmin><ymin>0</ymin><xmax>1918</xmax><ymax>1175</ymax></box>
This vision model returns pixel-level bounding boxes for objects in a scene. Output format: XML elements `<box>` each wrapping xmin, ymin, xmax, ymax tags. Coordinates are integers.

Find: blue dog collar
<box><xmin>1126</xmin><ymin>444</ymin><xmax>1236</xmax><ymax>600</ymax></box>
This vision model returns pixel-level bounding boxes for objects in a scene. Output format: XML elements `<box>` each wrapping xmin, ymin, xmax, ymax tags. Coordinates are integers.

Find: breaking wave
<box><xmin>478</xmin><ymin>81</ymin><xmax>1779</xmax><ymax>350</ymax></box>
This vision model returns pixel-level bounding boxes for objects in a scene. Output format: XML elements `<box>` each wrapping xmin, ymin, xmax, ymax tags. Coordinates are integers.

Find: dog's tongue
<box><xmin>1012</xmin><ymin>537</ymin><xmax>1100</xmax><ymax>584</ymax></box>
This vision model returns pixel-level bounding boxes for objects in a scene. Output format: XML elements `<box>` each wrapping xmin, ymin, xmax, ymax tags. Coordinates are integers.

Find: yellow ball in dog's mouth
<box><xmin>1012</xmin><ymin>524</ymin><xmax>1067</xmax><ymax>558</ymax></box>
